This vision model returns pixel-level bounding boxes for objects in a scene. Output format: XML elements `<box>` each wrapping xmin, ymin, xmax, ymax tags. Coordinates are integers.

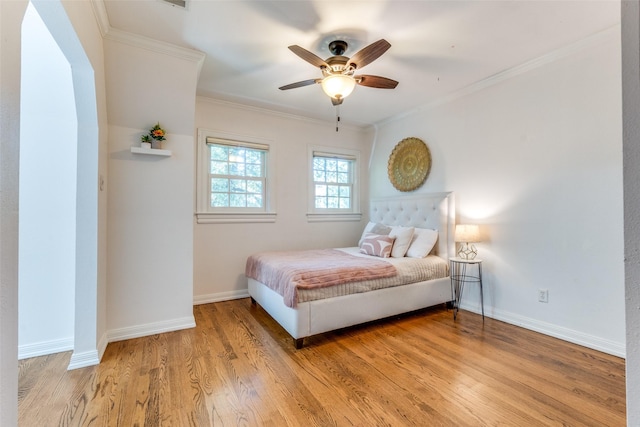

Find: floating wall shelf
<box><xmin>130</xmin><ymin>147</ymin><xmax>172</xmax><ymax>157</ymax></box>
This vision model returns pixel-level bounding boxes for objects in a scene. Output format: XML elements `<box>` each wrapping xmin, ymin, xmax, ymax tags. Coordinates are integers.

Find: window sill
<box><xmin>196</xmin><ymin>212</ymin><xmax>277</xmax><ymax>224</ymax></box>
<box><xmin>306</xmin><ymin>212</ymin><xmax>362</xmax><ymax>223</ymax></box>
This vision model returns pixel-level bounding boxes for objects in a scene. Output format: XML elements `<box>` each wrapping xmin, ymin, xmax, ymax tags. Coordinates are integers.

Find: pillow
<box><xmin>406</xmin><ymin>228</ymin><xmax>439</xmax><ymax>258</ymax></box>
<box><xmin>359</xmin><ymin>233</ymin><xmax>396</xmax><ymax>258</ymax></box>
<box><xmin>371</xmin><ymin>223</ymin><xmax>392</xmax><ymax>235</ymax></box>
<box><xmin>358</xmin><ymin>222</ymin><xmax>392</xmax><ymax>246</ymax></box>
<box><xmin>358</xmin><ymin>222</ymin><xmax>374</xmax><ymax>246</ymax></box>
<box><xmin>389</xmin><ymin>226</ymin><xmax>415</xmax><ymax>258</ymax></box>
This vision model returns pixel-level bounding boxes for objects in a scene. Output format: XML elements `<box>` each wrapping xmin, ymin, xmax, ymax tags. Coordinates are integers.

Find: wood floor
<box><xmin>18</xmin><ymin>299</ymin><xmax>625</xmax><ymax>426</ymax></box>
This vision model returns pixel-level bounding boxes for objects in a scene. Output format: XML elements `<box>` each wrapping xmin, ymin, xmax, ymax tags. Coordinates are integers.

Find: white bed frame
<box><xmin>248</xmin><ymin>192</ymin><xmax>455</xmax><ymax>348</ymax></box>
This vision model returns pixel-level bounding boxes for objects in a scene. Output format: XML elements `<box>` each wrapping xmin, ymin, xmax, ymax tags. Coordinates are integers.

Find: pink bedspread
<box><xmin>246</xmin><ymin>249</ymin><xmax>398</xmax><ymax>308</ymax></box>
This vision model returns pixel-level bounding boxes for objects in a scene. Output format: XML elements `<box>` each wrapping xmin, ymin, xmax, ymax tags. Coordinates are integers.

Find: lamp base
<box><xmin>457</xmin><ymin>243</ymin><xmax>477</xmax><ymax>260</ymax></box>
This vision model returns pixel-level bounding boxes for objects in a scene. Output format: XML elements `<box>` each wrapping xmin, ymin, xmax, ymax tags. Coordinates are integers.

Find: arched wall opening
<box><xmin>19</xmin><ymin>0</ymin><xmax>77</xmax><ymax>361</ymax></box>
<box><xmin>20</xmin><ymin>0</ymin><xmax>100</xmax><ymax>370</ymax></box>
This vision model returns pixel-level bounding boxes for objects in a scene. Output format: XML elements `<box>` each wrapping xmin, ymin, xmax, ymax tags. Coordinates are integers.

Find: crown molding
<box><xmin>104</xmin><ymin>27</ymin><xmax>205</xmax><ymax>64</ymax></box>
<box><xmin>90</xmin><ymin>0</ymin><xmax>204</xmax><ymax>72</ymax></box>
<box><xmin>90</xmin><ymin>0</ymin><xmax>110</xmax><ymax>37</ymax></box>
<box><xmin>378</xmin><ymin>24</ymin><xmax>621</xmax><ymax>127</ymax></box>
<box><xmin>196</xmin><ymin>96</ymin><xmax>368</xmax><ymax>132</ymax></box>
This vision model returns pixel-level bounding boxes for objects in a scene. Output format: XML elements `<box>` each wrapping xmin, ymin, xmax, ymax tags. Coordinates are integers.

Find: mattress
<box><xmin>293</xmin><ymin>247</ymin><xmax>448</xmax><ymax>304</ymax></box>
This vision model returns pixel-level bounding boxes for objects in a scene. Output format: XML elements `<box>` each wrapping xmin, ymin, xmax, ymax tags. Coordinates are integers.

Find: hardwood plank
<box><xmin>18</xmin><ymin>352</ymin><xmax>71</xmax><ymax>425</ymax></box>
<box><xmin>404</xmin><ymin>311</ymin><xmax>623</xmax><ymax>425</ymax></box>
<box><xmin>18</xmin><ymin>299</ymin><xmax>626</xmax><ymax>426</ymax></box>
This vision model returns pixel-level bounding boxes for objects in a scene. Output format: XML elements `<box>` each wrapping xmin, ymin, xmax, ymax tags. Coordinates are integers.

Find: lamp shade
<box><xmin>455</xmin><ymin>224</ymin><xmax>480</xmax><ymax>243</ymax></box>
<box><xmin>321</xmin><ymin>74</ymin><xmax>356</xmax><ymax>99</ymax></box>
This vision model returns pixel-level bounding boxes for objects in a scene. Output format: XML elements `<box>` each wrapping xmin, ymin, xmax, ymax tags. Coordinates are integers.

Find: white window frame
<box><xmin>196</xmin><ymin>129</ymin><xmax>276</xmax><ymax>224</ymax></box>
<box><xmin>307</xmin><ymin>145</ymin><xmax>362</xmax><ymax>223</ymax></box>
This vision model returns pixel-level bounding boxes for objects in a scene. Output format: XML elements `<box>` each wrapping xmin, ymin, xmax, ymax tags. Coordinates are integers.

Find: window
<box><xmin>196</xmin><ymin>130</ymin><xmax>275</xmax><ymax>223</ymax></box>
<box><xmin>313</xmin><ymin>154</ymin><xmax>353</xmax><ymax>209</ymax></box>
<box><xmin>209</xmin><ymin>143</ymin><xmax>266</xmax><ymax>209</ymax></box>
<box><xmin>308</xmin><ymin>147</ymin><xmax>361</xmax><ymax>222</ymax></box>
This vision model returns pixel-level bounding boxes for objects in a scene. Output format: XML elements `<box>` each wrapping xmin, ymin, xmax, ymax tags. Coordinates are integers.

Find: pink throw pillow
<box><xmin>359</xmin><ymin>233</ymin><xmax>396</xmax><ymax>258</ymax></box>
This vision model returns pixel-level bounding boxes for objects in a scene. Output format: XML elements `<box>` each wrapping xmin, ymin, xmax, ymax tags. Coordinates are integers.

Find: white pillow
<box><xmin>358</xmin><ymin>222</ymin><xmax>392</xmax><ymax>246</ymax></box>
<box><xmin>358</xmin><ymin>222</ymin><xmax>374</xmax><ymax>246</ymax></box>
<box><xmin>406</xmin><ymin>228</ymin><xmax>439</xmax><ymax>258</ymax></box>
<box><xmin>389</xmin><ymin>226</ymin><xmax>415</xmax><ymax>258</ymax></box>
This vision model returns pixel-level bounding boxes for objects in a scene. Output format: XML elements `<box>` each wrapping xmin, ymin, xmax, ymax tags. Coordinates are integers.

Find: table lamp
<box><xmin>455</xmin><ymin>224</ymin><xmax>481</xmax><ymax>260</ymax></box>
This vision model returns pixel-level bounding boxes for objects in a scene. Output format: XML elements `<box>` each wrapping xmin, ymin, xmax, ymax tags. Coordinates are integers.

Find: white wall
<box><xmin>371</xmin><ymin>28</ymin><xmax>625</xmax><ymax>356</ymax></box>
<box><xmin>58</xmin><ymin>0</ymin><xmax>110</xmax><ymax>362</ymax></box>
<box><xmin>193</xmin><ymin>98</ymin><xmax>373</xmax><ymax>303</ymax></box>
<box><xmin>0</xmin><ymin>0</ymin><xmax>28</xmax><ymax>422</ymax></box>
<box><xmin>0</xmin><ymin>0</ymin><xmax>108</xmax><ymax>417</ymax></box>
<box><xmin>28</xmin><ymin>0</ymin><xmax>106</xmax><ymax>370</ymax></box>
<box><xmin>622</xmin><ymin>1</ymin><xmax>640</xmax><ymax>424</ymax></box>
<box><xmin>18</xmin><ymin>3</ymin><xmax>77</xmax><ymax>358</ymax></box>
<box><xmin>105</xmin><ymin>35</ymin><xmax>202</xmax><ymax>338</ymax></box>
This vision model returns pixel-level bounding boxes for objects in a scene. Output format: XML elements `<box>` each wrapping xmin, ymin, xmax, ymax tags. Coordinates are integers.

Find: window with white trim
<box><xmin>196</xmin><ymin>130</ymin><xmax>275</xmax><ymax>223</ymax></box>
<box><xmin>308</xmin><ymin>146</ymin><xmax>361</xmax><ymax>222</ymax></box>
<box><xmin>208</xmin><ymin>141</ymin><xmax>266</xmax><ymax>209</ymax></box>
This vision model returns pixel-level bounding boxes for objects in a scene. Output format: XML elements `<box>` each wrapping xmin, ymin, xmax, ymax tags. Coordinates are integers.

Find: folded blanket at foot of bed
<box><xmin>245</xmin><ymin>249</ymin><xmax>398</xmax><ymax>308</ymax></box>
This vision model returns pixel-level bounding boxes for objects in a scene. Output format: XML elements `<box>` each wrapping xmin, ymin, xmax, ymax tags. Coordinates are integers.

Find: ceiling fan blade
<box><xmin>347</xmin><ymin>39</ymin><xmax>391</xmax><ymax>70</ymax></box>
<box><xmin>355</xmin><ymin>75</ymin><xmax>399</xmax><ymax>89</ymax></box>
<box><xmin>279</xmin><ymin>79</ymin><xmax>321</xmax><ymax>90</ymax></box>
<box><xmin>288</xmin><ymin>45</ymin><xmax>329</xmax><ymax>68</ymax></box>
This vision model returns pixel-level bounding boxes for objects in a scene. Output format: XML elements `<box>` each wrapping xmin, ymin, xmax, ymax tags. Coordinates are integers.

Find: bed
<box><xmin>247</xmin><ymin>192</ymin><xmax>455</xmax><ymax>348</ymax></box>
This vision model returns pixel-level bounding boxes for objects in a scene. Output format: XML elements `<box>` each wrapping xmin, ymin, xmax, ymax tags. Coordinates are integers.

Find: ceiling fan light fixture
<box><xmin>321</xmin><ymin>74</ymin><xmax>356</xmax><ymax>100</ymax></box>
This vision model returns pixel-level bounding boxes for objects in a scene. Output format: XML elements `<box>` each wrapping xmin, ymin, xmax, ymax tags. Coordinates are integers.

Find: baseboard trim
<box><xmin>68</xmin><ymin>349</ymin><xmax>101</xmax><ymax>370</ymax></box>
<box><xmin>22</xmin><ymin>317</ymin><xmax>197</xmax><ymax>368</ymax></box>
<box><xmin>18</xmin><ymin>337</ymin><xmax>73</xmax><ymax>360</ymax></box>
<box><xmin>67</xmin><ymin>332</ymin><xmax>109</xmax><ymax>370</ymax></box>
<box><xmin>459</xmin><ymin>302</ymin><xmax>625</xmax><ymax>358</ymax></box>
<box><xmin>193</xmin><ymin>289</ymin><xmax>249</xmax><ymax>305</ymax></box>
<box><xmin>107</xmin><ymin>315</ymin><xmax>196</xmax><ymax>343</ymax></box>
<box><xmin>97</xmin><ymin>331</ymin><xmax>108</xmax><ymax>361</ymax></box>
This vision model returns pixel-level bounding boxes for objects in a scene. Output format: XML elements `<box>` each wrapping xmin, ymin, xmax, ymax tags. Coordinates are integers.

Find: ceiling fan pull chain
<box><xmin>336</xmin><ymin>105</ymin><xmax>340</xmax><ymax>132</ymax></box>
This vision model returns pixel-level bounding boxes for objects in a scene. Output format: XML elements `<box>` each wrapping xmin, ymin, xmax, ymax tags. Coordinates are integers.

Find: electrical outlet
<box><xmin>538</xmin><ymin>289</ymin><xmax>549</xmax><ymax>303</ymax></box>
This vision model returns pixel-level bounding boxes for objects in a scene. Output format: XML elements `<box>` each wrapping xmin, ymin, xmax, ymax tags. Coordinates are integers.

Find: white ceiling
<box><xmin>102</xmin><ymin>0</ymin><xmax>620</xmax><ymax>127</ymax></box>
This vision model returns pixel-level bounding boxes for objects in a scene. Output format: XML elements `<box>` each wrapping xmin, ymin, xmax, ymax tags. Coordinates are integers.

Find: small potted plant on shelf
<box><xmin>140</xmin><ymin>122</ymin><xmax>167</xmax><ymax>149</ymax></box>
<box><xmin>140</xmin><ymin>134</ymin><xmax>151</xmax><ymax>149</ymax></box>
<box><xmin>149</xmin><ymin>122</ymin><xmax>166</xmax><ymax>149</ymax></box>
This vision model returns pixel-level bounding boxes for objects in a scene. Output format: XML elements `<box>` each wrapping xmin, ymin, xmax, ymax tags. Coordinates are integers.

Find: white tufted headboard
<box><xmin>369</xmin><ymin>192</ymin><xmax>455</xmax><ymax>259</ymax></box>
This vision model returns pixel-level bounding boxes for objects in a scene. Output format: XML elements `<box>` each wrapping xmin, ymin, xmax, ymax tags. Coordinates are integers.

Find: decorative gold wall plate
<box><xmin>387</xmin><ymin>137</ymin><xmax>432</xmax><ymax>192</ymax></box>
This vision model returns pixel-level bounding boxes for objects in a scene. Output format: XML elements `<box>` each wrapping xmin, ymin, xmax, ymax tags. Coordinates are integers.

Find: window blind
<box><xmin>312</xmin><ymin>151</ymin><xmax>356</xmax><ymax>161</ymax></box>
<box><xmin>206</xmin><ymin>136</ymin><xmax>269</xmax><ymax>152</ymax></box>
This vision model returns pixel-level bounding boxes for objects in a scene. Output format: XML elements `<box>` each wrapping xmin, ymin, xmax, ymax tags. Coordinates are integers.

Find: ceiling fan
<box><xmin>279</xmin><ymin>39</ymin><xmax>399</xmax><ymax>106</ymax></box>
